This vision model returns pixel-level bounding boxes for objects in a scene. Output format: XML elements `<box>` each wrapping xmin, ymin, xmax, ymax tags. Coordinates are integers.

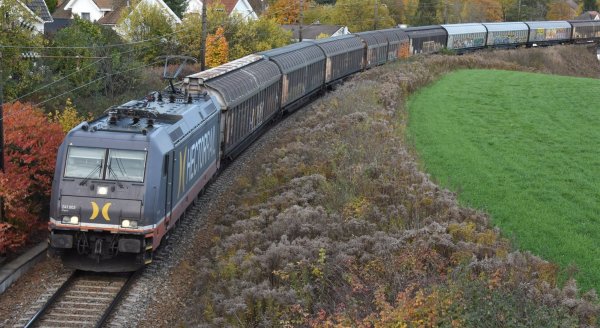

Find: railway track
<box><xmin>19</xmin><ymin>270</ymin><xmax>138</xmax><ymax>328</ymax></box>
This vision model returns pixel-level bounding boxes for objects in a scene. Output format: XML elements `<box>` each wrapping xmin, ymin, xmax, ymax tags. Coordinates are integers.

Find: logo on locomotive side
<box><xmin>177</xmin><ymin>127</ymin><xmax>217</xmax><ymax>197</ymax></box>
<box><xmin>90</xmin><ymin>201</ymin><xmax>112</xmax><ymax>222</ymax></box>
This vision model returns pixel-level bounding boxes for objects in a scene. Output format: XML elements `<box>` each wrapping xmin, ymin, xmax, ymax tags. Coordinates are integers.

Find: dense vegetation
<box><xmin>408</xmin><ymin>69</ymin><xmax>600</xmax><ymax>293</ymax></box>
<box><xmin>145</xmin><ymin>47</ymin><xmax>600</xmax><ymax>326</ymax></box>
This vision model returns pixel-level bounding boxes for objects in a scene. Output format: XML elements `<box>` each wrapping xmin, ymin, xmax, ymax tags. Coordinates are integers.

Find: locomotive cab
<box><xmin>49</xmin><ymin>92</ymin><xmax>221</xmax><ymax>272</ymax></box>
<box><xmin>49</xmin><ymin>118</ymin><xmax>158</xmax><ymax>271</ymax></box>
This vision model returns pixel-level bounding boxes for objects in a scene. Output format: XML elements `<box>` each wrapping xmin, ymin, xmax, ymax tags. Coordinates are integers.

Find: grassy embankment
<box><xmin>408</xmin><ymin>69</ymin><xmax>600</xmax><ymax>292</ymax></box>
<box><xmin>152</xmin><ymin>47</ymin><xmax>600</xmax><ymax>327</ymax></box>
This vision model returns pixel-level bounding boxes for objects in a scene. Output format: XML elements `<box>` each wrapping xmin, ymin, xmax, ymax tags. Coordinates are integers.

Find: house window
<box><xmin>81</xmin><ymin>12</ymin><xmax>91</xmax><ymax>21</ymax></box>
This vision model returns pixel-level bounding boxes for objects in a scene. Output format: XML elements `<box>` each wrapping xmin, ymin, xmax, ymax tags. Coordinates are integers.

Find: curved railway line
<box><xmin>18</xmin><ymin>270</ymin><xmax>138</xmax><ymax>328</ymax></box>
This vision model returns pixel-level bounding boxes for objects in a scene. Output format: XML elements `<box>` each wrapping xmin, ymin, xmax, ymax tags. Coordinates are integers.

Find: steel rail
<box><xmin>24</xmin><ymin>270</ymin><xmax>81</xmax><ymax>328</ymax></box>
<box><xmin>23</xmin><ymin>270</ymin><xmax>138</xmax><ymax>328</ymax></box>
<box><xmin>94</xmin><ymin>270</ymin><xmax>139</xmax><ymax>328</ymax></box>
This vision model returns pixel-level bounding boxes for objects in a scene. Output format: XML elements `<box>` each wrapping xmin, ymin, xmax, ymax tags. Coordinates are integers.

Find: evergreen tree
<box><xmin>414</xmin><ymin>0</ymin><xmax>439</xmax><ymax>25</ymax></box>
<box><xmin>583</xmin><ymin>0</ymin><xmax>598</xmax><ymax>11</ymax></box>
<box><xmin>164</xmin><ymin>0</ymin><xmax>187</xmax><ymax>17</ymax></box>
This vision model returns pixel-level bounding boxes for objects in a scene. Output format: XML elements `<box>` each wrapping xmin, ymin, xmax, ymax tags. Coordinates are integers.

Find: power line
<box><xmin>0</xmin><ymin>23</ymin><xmax>195</xmax><ymax>51</ymax></box>
<box><xmin>32</xmin><ymin>59</ymin><xmax>162</xmax><ymax>109</ymax></box>
<box><xmin>0</xmin><ymin>59</ymin><xmax>162</xmax><ymax>125</ymax></box>
<box><xmin>9</xmin><ymin>44</ymin><xmax>154</xmax><ymax>104</ymax></box>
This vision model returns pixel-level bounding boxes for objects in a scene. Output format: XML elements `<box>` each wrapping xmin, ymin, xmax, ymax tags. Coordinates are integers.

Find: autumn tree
<box><xmin>228</xmin><ymin>18</ymin><xmax>291</xmax><ymax>59</ymax></box>
<box><xmin>264</xmin><ymin>0</ymin><xmax>311</xmax><ymax>24</ymax></box>
<box><xmin>0</xmin><ymin>102</ymin><xmax>64</xmax><ymax>235</ymax></box>
<box><xmin>206</xmin><ymin>26</ymin><xmax>229</xmax><ymax>68</ymax></box>
<box><xmin>178</xmin><ymin>5</ymin><xmax>290</xmax><ymax>63</ymax></box>
<box><xmin>324</xmin><ymin>0</ymin><xmax>396</xmax><ymax>32</ymax></box>
<box><xmin>547</xmin><ymin>0</ymin><xmax>575</xmax><ymax>19</ymax></box>
<box><xmin>456</xmin><ymin>0</ymin><xmax>503</xmax><ymax>22</ymax></box>
<box><xmin>382</xmin><ymin>0</ymin><xmax>419</xmax><ymax>25</ymax></box>
<box><xmin>118</xmin><ymin>1</ymin><xmax>176</xmax><ymax>63</ymax></box>
<box><xmin>48</xmin><ymin>98</ymin><xmax>92</xmax><ymax>133</ymax></box>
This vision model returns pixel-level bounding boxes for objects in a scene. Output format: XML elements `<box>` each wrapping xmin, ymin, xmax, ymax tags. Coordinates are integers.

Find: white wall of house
<box><xmin>232</xmin><ymin>0</ymin><xmax>256</xmax><ymax>19</ymax></box>
<box><xmin>185</xmin><ymin>0</ymin><xmax>257</xmax><ymax>20</ymax></box>
<box><xmin>65</xmin><ymin>0</ymin><xmax>103</xmax><ymax>21</ymax></box>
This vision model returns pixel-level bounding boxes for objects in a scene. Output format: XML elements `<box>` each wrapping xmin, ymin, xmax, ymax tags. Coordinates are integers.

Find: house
<box><xmin>51</xmin><ymin>0</ymin><xmax>180</xmax><ymax>29</ymax></box>
<box><xmin>576</xmin><ymin>11</ymin><xmax>600</xmax><ymax>20</ymax></box>
<box><xmin>280</xmin><ymin>23</ymin><xmax>349</xmax><ymax>41</ymax></box>
<box><xmin>185</xmin><ymin>0</ymin><xmax>257</xmax><ymax>20</ymax></box>
<box><xmin>564</xmin><ymin>0</ymin><xmax>578</xmax><ymax>11</ymax></box>
<box><xmin>19</xmin><ymin>0</ymin><xmax>53</xmax><ymax>33</ymax></box>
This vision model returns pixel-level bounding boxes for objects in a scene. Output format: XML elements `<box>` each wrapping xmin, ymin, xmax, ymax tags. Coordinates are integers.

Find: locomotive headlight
<box><xmin>121</xmin><ymin>219</ymin><xmax>138</xmax><ymax>228</ymax></box>
<box><xmin>62</xmin><ymin>216</ymin><xmax>79</xmax><ymax>224</ymax></box>
<box><xmin>97</xmin><ymin>186</ymin><xmax>109</xmax><ymax>195</ymax></box>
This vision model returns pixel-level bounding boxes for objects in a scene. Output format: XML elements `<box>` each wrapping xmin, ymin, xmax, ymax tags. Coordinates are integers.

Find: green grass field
<box><xmin>408</xmin><ymin>69</ymin><xmax>600</xmax><ymax>292</ymax></box>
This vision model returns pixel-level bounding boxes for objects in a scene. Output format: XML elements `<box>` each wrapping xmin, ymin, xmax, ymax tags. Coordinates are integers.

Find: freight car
<box><xmin>48</xmin><ymin>19</ymin><xmax>600</xmax><ymax>271</ymax></box>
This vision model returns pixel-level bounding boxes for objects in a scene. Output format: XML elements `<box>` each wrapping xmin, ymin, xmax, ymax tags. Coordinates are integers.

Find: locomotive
<box><xmin>48</xmin><ymin>20</ymin><xmax>600</xmax><ymax>271</ymax></box>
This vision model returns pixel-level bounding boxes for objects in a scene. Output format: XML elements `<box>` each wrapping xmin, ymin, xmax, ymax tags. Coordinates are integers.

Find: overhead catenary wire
<box><xmin>32</xmin><ymin>59</ymin><xmax>163</xmax><ymax>108</ymax></box>
<box><xmin>9</xmin><ymin>44</ymin><xmax>154</xmax><ymax>104</ymax></box>
<box><xmin>0</xmin><ymin>58</ymin><xmax>161</xmax><ymax>123</ymax></box>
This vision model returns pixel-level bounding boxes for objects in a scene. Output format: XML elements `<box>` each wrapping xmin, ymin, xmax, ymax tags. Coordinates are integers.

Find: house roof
<box><xmin>220</xmin><ymin>0</ymin><xmax>238</xmax><ymax>14</ymax></box>
<box><xmin>96</xmin><ymin>0</ymin><xmax>126</xmax><ymax>24</ymax></box>
<box><xmin>565</xmin><ymin>0</ymin><xmax>578</xmax><ymax>10</ymax></box>
<box><xmin>576</xmin><ymin>11</ymin><xmax>600</xmax><ymax>20</ymax></box>
<box><xmin>281</xmin><ymin>24</ymin><xmax>343</xmax><ymax>40</ymax></box>
<box><xmin>23</xmin><ymin>0</ymin><xmax>53</xmax><ymax>22</ymax></box>
<box><xmin>52</xmin><ymin>0</ymin><xmax>72</xmax><ymax>19</ymax></box>
<box><xmin>94</xmin><ymin>0</ymin><xmax>113</xmax><ymax>9</ymax></box>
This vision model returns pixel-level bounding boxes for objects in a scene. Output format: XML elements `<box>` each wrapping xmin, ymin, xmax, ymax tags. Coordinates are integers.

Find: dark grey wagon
<box><xmin>404</xmin><ymin>25</ymin><xmax>448</xmax><ymax>55</ymax></box>
<box><xmin>569</xmin><ymin>20</ymin><xmax>600</xmax><ymax>43</ymax></box>
<box><xmin>185</xmin><ymin>55</ymin><xmax>282</xmax><ymax>158</ymax></box>
<box><xmin>355</xmin><ymin>31</ymin><xmax>389</xmax><ymax>68</ymax></box>
<box><xmin>312</xmin><ymin>35</ymin><xmax>365</xmax><ymax>84</ymax></box>
<box><xmin>260</xmin><ymin>42</ymin><xmax>326</xmax><ymax>110</ymax></box>
<box><xmin>378</xmin><ymin>28</ymin><xmax>410</xmax><ymax>61</ymax></box>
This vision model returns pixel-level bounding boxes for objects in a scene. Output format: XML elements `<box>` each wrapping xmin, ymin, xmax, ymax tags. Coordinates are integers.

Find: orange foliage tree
<box><xmin>547</xmin><ymin>0</ymin><xmax>576</xmax><ymax>20</ymax></box>
<box><xmin>206</xmin><ymin>26</ymin><xmax>229</xmax><ymax>68</ymax></box>
<box><xmin>264</xmin><ymin>0</ymin><xmax>311</xmax><ymax>24</ymax></box>
<box><xmin>0</xmin><ymin>102</ymin><xmax>64</xmax><ymax>243</ymax></box>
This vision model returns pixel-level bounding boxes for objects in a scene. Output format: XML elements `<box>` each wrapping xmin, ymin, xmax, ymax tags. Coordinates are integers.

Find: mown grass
<box><xmin>408</xmin><ymin>69</ymin><xmax>600</xmax><ymax>292</ymax></box>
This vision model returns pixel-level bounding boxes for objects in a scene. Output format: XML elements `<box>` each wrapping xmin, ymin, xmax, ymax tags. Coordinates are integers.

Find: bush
<box><xmin>0</xmin><ymin>102</ymin><xmax>64</xmax><ymax>235</ymax></box>
<box><xmin>179</xmin><ymin>46</ymin><xmax>599</xmax><ymax>326</ymax></box>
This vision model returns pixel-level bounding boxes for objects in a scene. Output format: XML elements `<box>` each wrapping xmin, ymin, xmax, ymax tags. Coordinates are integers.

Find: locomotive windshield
<box><xmin>64</xmin><ymin>147</ymin><xmax>105</xmax><ymax>179</ymax></box>
<box><xmin>107</xmin><ymin>149</ymin><xmax>146</xmax><ymax>182</ymax></box>
<box><xmin>64</xmin><ymin>146</ymin><xmax>147</xmax><ymax>182</ymax></box>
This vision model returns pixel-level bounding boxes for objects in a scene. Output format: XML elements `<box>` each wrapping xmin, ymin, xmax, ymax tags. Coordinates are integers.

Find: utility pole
<box><xmin>443</xmin><ymin>0</ymin><xmax>448</xmax><ymax>24</ymax></box>
<box><xmin>200</xmin><ymin>0</ymin><xmax>208</xmax><ymax>71</ymax></box>
<box><xmin>299</xmin><ymin>0</ymin><xmax>304</xmax><ymax>42</ymax></box>
<box><xmin>517</xmin><ymin>0</ymin><xmax>522</xmax><ymax>21</ymax></box>
<box><xmin>373</xmin><ymin>0</ymin><xmax>378</xmax><ymax>30</ymax></box>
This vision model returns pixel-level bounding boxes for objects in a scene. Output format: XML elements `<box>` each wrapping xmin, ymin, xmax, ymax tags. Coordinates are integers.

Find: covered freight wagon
<box><xmin>442</xmin><ymin>23</ymin><xmax>487</xmax><ymax>52</ymax></box>
<box><xmin>260</xmin><ymin>42</ymin><xmax>325</xmax><ymax>111</ymax></box>
<box><xmin>525</xmin><ymin>21</ymin><xmax>572</xmax><ymax>46</ymax></box>
<box><xmin>569</xmin><ymin>20</ymin><xmax>600</xmax><ymax>43</ymax></box>
<box><xmin>378</xmin><ymin>28</ymin><xmax>410</xmax><ymax>60</ymax></box>
<box><xmin>355</xmin><ymin>31</ymin><xmax>389</xmax><ymax>68</ymax></box>
<box><xmin>483</xmin><ymin>22</ymin><xmax>529</xmax><ymax>48</ymax></box>
<box><xmin>184</xmin><ymin>55</ymin><xmax>282</xmax><ymax>159</ymax></box>
<box><xmin>404</xmin><ymin>25</ymin><xmax>447</xmax><ymax>55</ymax></box>
<box><xmin>313</xmin><ymin>35</ymin><xmax>365</xmax><ymax>83</ymax></box>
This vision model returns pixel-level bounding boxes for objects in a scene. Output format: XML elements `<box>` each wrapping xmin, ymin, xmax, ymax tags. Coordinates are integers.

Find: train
<box><xmin>47</xmin><ymin>20</ymin><xmax>600</xmax><ymax>272</ymax></box>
